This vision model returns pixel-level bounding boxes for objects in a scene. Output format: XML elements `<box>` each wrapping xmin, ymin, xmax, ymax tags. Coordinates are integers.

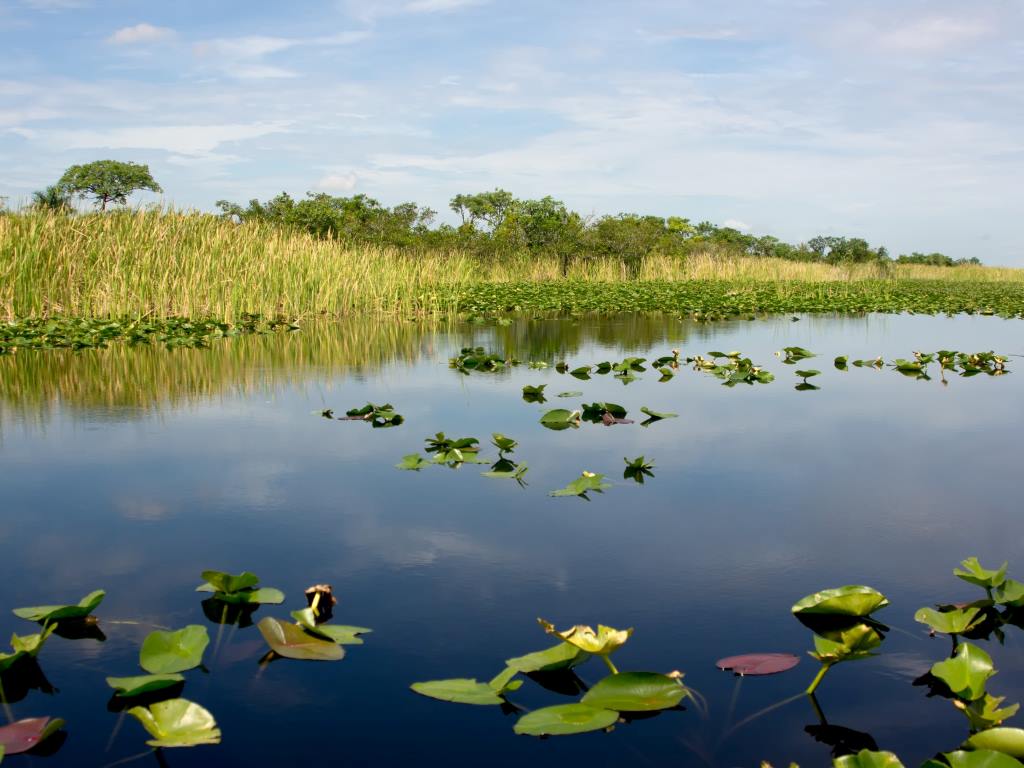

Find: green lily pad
<box><xmin>0</xmin><ymin>625</ymin><xmax>56</xmax><ymax>672</ymax></box>
<box><xmin>257</xmin><ymin>616</ymin><xmax>344</xmax><ymax>661</ymax></box>
<box><xmin>140</xmin><ymin>625</ymin><xmax>210</xmax><ymax>674</ymax></box>
<box><xmin>127</xmin><ymin>698</ymin><xmax>221</xmax><ymax>748</ymax></box>
<box><xmin>581</xmin><ymin>672</ymin><xmax>687</xmax><ymax>711</ymax></box>
<box><xmin>210</xmin><ymin>587</ymin><xmax>285</xmax><ymax>605</ymax></box>
<box><xmin>792</xmin><ymin>586</ymin><xmax>889</xmax><ymax>617</ymax></box>
<box><xmin>197</xmin><ymin>570</ymin><xmax>259</xmax><ymax>594</ymax></box>
<box><xmin>289</xmin><ymin>608</ymin><xmax>372</xmax><ymax>645</ymax></box>
<box><xmin>639</xmin><ymin>407</ymin><xmax>677</xmax><ymax>421</ymax></box>
<box><xmin>12</xmin><ymin>590</ymin><xmax>105</xmax><ymax>623</ymax></box>
<box><xmin>955</xmin><ymin>558</ymin><xmax>1007</xmax><ymax>589</ymax></box>
<box><xmin>539</xmin><ymin>408</ymin><xmax>580</xmax><ymax>430</ymax></box>
<box><xmin>936</xmin><ymin>751</ymin><xmax>1024</xmax><ymax>768</ymax></box>
<box><xmin>964</xmin><ymin>729</ymin><xmax>1024</xmax><ymax>758</ymax></box>
<box><xmin>993</xmin><ymin>579</ymin><xmax>1024</xmax><ymax>607</ymax></box>
<box><xmin>396</xmin><ymin>454</ymin><xmax>431</xmax><ymax>471</ymax></box>
<box><xmin>932</xmin><ymin>642</ymin><xmax>994</xmax><ymax>701</ymax></box>
<box><xmin>106</xmin><ymin>674</ymin><xmax>185</xmax><ymax>698</ymax></box>
<box><xmin>550</xmin><ymin>472</ymin><xmax>612</xmax><ymax>498</ymax></box>
<box><xmin>834</xmin><ymin>750</ymin><xmax>906</xmax><ymax>768</ymax></box>
<box><xmin>505</xmin><ymin>643</ymin><xmax>591</xmax><ymax>673</ymax></box>
<box><xmin>811</xmin><ymin>623</ymin><xmax>883</xmax><ymax>663</ymax></box>
<box><xmin>513</xmin><ymin>703</ymin><xmax>618</xmax><ymax>736</ymax></box>
<box><xmin>962</xmin><ymin>694</ymin><xmax>1020</xmax><ymax>731</ymax></box>
<box><xmin>915</xmin><ymin>606</ymin><xmax>985</xmax><ymax>635</ymax></box>
<box><xmin>410</xmin><ymin>677</ymin><xmax>516</xmax><ymax>705</ymax></box>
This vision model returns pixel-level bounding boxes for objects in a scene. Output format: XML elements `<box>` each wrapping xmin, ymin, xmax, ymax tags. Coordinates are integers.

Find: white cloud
<box><xmin>316</xmin><ymin>172</ymin><xmax>358</xmax><ymax>191</ymax></box>
<box><xmin>18</xmin><ymin>0</ymin><xmax>88</xmax><ymax>10</ymax></box>
<box><xmin>192</xmin><ymin>31</ymin><xmax>369</xmax><ymax>80</ymax></box>
<box><xmin>876</xmin><ymin>15</ymin><xmax>994</xmax><ymax>53</ymax></box>
<box><xmin>404</xmin><ymin>0</ymin><xmax>487</xmax><ymax>13</ymax></box>
<box><xmin>107</xmin><ymin>23</ymin><xmax>175</xmax><ymax>45</ymax></box>
<box><xmin>723</xmin><ymin>219</ymin><xmax>751</xmax><ymax>231</ymax></box>
<box><xmin>43</xmin><ymin>121</ymin><xmax>292</xmax><ymax>156</ymax></box>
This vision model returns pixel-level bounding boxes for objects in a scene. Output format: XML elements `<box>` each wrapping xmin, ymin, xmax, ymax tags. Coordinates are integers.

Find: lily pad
<box><xmin>0</xmin><ymin>717</ymin><xmax>65</xmax><ymax>755</ymax></box>
<box><xmin>410</xmin><ymin>677</ymin><xmax>518</xmax><ymax>706</ymax></box>
<box><xmin>140</xmin><ymin>625</ymin><xmax>210</xmax><ymax>674</ymax></box>
<box><xmin>396</xmin><ymin>454</ymin><xmax>430</xmax><ymax>471</ymax></box>
<box><xmin>558</xmin><ymin>391</ymin><xmax>583</xmax><ymax>398</ymax></box>
<box><xmin>289</xmin><ymin>608</ymin><xmax>372</xmax><ymax>645</ymax></box>
<box><xmin>964</xmin><ymin>728</ymin><xmax>1024</xmax><ymax>758</ymax></box>
<box><xmin>550</xmin><ymin>472</ymin><xmax>612</xmax><ymax>499</ymax></box>
<box><xmin>915</xmin><ymin>606</ymin><xmax>985</xmax><ymax>635</ymax></box>
<box><xmin>962</xmin><ymin>693</ymin><xmax>1020</xmax><ymax>731</ymax></box>
<box><xmin>257</xmin><ymin>616</ymin><xmax>344</xmax><ymax>661</ymax></box>
<box><xmin>127</xmin><ymin>698</ymin><xmax>221</xmax><ymax>748</ymax></box>
<box><xmin>539</xmin><ymin>408</ymin><xmax>580</xmax><ymax>430</ymax></box>
<box><xmin>513</xmin><ymin>703</ymin><xmax>618</xmax><ymax>737</ymax></box>
<box><xmin>505</xmin><ymin>643</ymin><xmax>591</xmax><ymax>674</ymax></box>
<box><xmin>639</xmin><ymin>407</ymin><xmax>677</xmax><ymax>421</ymax></box>
<box><xmin>993</xmin><ymin>579</ymin><xmax>1024</xmax><ymax>607</ymax></box>
<box><xmin>792</xmin><ymin>586</ymin><xmax>889</xmax><ymax>617</ymax></box>
<box><xmin>197</xmin><ymin>570</ymin><xmax>259</xmax><ymax>594</ymax></box>
<box><xmin>12</xmin><ymin>590</ymin><xmax>105</xmax><ymax>623</ymax></box>
<box><xmin>716</xmin><ymin>653</ymin><xmax>800</xmax><ymax>676</ymax></box>
<box><xmin>834</xmin><ymin>750</ymin><xmax>906</xmax><ymax>768</ymax></box>
<box><xmin>106</xmin><ymin>674</ymin><xmax>185</xmax><ymax>698</ymax></box>
<box><xmin>932</xmin><ymin>642</ymin><xmax>994</xmax><ymax>701</ymax></box>
<box><xmin>581</xmin><ymin>672</ymin><xmax>687</xmax><ymax>711</ymax></box>
<box><xmin>0</xmin><ymin>625</ymin><xmax>56</xmax><ymax>672</ymax></box>
<box><xmin>936</xmin><ymin>751</ymin><xmax>1024</xmax><ymax>768</ymax></box>
<box><xmin>955</xmin><ymin>558</ymin><xmax>1007</xmax><ymax>590</ymax></box>
<box><xmin>811</xmin><ymin>623</ymin><xmax>884</xmax><ymax>663</ymax></box>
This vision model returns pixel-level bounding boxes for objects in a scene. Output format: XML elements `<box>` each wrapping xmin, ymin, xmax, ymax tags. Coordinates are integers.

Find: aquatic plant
<box><xmin>127</xmin><ymin>698</ymin><xmax>221</xmax><ymax>748</ymax></box>
<box><xmin>12</xmin><ymin>590</ymin><xmax>104</xmax><ymax>623</ymax></box>
<box><xmin>256</xmin><ymin>617</ymin><xmax>344</xmax><ymax>661</ymax></box>
<box><xmin>449</xmin><ymin>347</ymin><xmax>511</xmax><ymax>373</ymax></box>
<box><xmin>716</xmin><ymin>653</ymin><xmax>799</xmax><ymax>676</ymax></box>
<box><xmin>640</xmin><ymin>406</ymin><xmax>677</xmax><ymax>424</ymax></box>
<box><xmin>687</xmin><ymin>352</ymin><xmax>775</xmax><ymax>386</ymax></box>
<box><xmin>424</xmin><ymin>433</ymin><xmax>485</xmax><ymax>464</ymax></box>
<box><xmin>481</xmin><ymin>459</ymin><xmax>529</xmax><ymax>485</ymax></box>
<box><xmin>342</xmin><ymin>403</ymin><xmax>404</xmax><ymax>428</ymax></box>
<box><xmin>549</xmin><ymin>472</ymin><xmax>612</xmax><ymax>499</ymax></box>
<box><xmin>140</xmin><ymin>625</ymin><xmax>209</xmax><ymax>674</ymax></box>
<box><xmin>0</xmin><ymin>717</ymin><xmax>65</xmax><ymax>756</ymax></box>
<box><xmin>623</xmin><ymin>456</ymin><xmax>655</xmax><ymax>484</ymax></box>
<box><xmin>521</xmin><ymin>384</ymin><xmax>547</xmax><ymax>402</ymax></box>
<box><xmin>196</xmin><ymin>570</ymin><xmax>284</xmax><ymax>605</ymax></box>
<box><xmin>395</xmin><ymin>454</ymin><xmax>430</xmax><ymax>471</ymax></box>
<box><xmin>779</xmin><ymin>346</ymin><xmax>816</xmax><ymax>364</ymax></box>
<box><xmin>539</xmin><ymin>408</ymin><xmax>581</xmax><ymax>430</ymax></box>
<box><xmin>0</xmin><ymin>625</ymin><xmax>56</xmax><ymax>673</ymax></box>
<box><xmin>490</xmin><ymin>433</ymin><xmax>518</xmax><ymax>454</ymax></box>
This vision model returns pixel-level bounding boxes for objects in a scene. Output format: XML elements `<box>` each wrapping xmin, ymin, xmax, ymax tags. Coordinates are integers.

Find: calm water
<box><xmin>1</xmin><ymin>313</ymin><xmax>1023</xmax><ymax>767</ymax></box>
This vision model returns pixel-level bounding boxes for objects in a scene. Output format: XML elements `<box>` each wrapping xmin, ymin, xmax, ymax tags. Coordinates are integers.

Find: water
<box><xmin>1</xmin><ymin>313</ymin><xmax>1022</xmax><ymax>767</ymax></box>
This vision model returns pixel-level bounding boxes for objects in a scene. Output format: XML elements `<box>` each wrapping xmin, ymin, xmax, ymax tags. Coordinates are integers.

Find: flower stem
<box><xmin>601</xmin><ymin>655</ymin><xmax>619</xmax><ymax>675</ymax></box>
<box><xmin>805</xmin><ymin>663</ymin><xmax>831</xmax><ymax>695</ymax></box>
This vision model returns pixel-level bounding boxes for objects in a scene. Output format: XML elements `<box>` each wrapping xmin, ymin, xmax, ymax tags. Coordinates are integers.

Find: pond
<box><xmin>1</xmin><ymin>312</ymin><xmax>1022</xmax><ymax>767</ymax></box>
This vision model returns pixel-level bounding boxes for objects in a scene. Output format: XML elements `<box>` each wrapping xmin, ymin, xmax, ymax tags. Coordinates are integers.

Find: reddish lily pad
<box><xmin>0</xmin><ymin>717</ymin><xmax>65</xmax><ymax>755</ymax></box>
<box><xmin>716</xmin><ymin>653</ymin><xmax>800</xmax><ymax>676</ymax></box>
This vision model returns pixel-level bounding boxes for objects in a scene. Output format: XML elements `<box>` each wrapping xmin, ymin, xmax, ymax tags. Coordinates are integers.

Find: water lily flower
<box><xmin>538</xmin><ymin>618</ymin><xmax>632</xmax><ymax>656</ymax></box>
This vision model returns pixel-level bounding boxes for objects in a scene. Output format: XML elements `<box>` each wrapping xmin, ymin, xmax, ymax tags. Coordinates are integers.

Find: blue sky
<box><xmin>1</xmin><ymin>0</ymin><xmax>1022</xmax><ymax>264</ymax></box>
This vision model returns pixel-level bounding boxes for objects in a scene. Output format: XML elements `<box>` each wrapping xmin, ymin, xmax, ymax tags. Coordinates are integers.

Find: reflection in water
<box><xmin>1</xmin><ymin>312</ymin><xmax>1023</xmax><ymax>767</ymax></box>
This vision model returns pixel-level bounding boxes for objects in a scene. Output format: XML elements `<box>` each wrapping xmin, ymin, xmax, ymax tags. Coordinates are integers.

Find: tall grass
<box><xmin>2</xmin><ymin>210</ymin><xmax>1021</xmax><ymax>321</ymax></box>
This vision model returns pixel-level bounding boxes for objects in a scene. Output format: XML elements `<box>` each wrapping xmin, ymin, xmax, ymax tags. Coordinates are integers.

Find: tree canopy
<box><xmin>58</xmin><ymin>160</ymin><xmax>162</xmax><ymax>210</ymax></box>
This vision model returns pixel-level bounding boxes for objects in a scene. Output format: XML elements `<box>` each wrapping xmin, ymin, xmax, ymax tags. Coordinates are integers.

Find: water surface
<box><xmin>1</xmin><ymin>313</ymin><xmax>1022</xmax><ymax>767</ymax></box>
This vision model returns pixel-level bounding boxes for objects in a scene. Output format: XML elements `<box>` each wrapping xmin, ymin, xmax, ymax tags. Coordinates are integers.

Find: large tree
<box><xmin>58</xmin><ymin>160</ymin><xmax>162</xmax><ymax>211</ymax></box>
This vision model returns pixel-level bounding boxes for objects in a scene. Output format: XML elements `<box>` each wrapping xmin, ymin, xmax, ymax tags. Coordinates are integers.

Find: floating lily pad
<box><xmin>289</xmin><ymin>608</ymin><xmax>372</xmax><ymax>645</ymax></box>
<box><xmin>915</xmin><ymin>606</ymin><xmax>985</xmax><ymax>635</ymax></box>
<box><xmin>550</xmin><ymin>472</ymin><xmax>612</xmax><ymax>499</ymax></box>
<box><xmin>716</xmin><ymin>653</ymin><xmax>800</xmax><ymax>676</ymax></box>
<box><xmin>539</xmin><ymin>409</ymin><xmax>580</xmax><ymax>430</ymax></box>
<box><xmin>581</xmin><ymin>672</ymin><xmax>687</xmax><ymax>711</ymax></box>
<box><xmin>410</xmin><ymin>678</ymin><xmax>515</xmax><ymax>705</ymax></box>
<box><xmin>396</xmin><ymin>454</ymin><xmax>431</xmax><ymax>471</ymax></box>
<box><xmin>934</xmin><ymin>751</ymin><xmax>1024</xmax><ymax>768</ymax></box>
<box><xmin>257</xmin><ymin>616</ymin><xmax>344</xmax><ymax>661</ymax></box>
<box><xmin>955</xmin><ymin>558</ymin><xmax>1007</xmax><ymax>589</ymax></box>
<box><xmin>513</xmin><ymin>703</ymin><xmax>618</xmax><ymax>736</ymax></box>
<box><xmin>127</xmin><ymin>698</ymin><xmax>221</xmax><ymax>748</ymax></box>
<box><xmin>639</xmin><ymin>407</ymin><xmax>677</xmax><ymax>421</ymax></box>
<box><xmin>558</xmin><ymin>391</ymin><xmax>583</xmax><ymax>398</ymax></box>
<box><xmin>811</xmin><ymin>623</ymin><xmax>884</xmax><ymax>664</ymax></box>
<box><xmin>106</xmin><ymin>674</ymin><xmax>185</xmax><ymax>698</ymax></box>
<box><xmin>833</xmin><ymin>750</ymin><xmax>906</xmax><ymax>768</ymax></box>
<box><xmin>505</xmin><ymin>643</ymin><xmax>591</xmax><ymax>674</ymax></box>
<box><xmin>993</xmin><ymin>579</ymin><xmax>1024</xmax><ymax>607</ymax></box>
<box><xmin>12</xmin><ymin>590</ymin><xmax>105</xmax><ymax>623</ymax></box>
<box><xmin>964</xmin><ymin>729</ymin><xmax>1024</xmax><ymax>758</ymax></box>
<box><xmin>792</xmin><ymin>586</ymin><xmax>889</xmax><ymax>617</ymax></box>
<box><xmin>931</xmin><ymin>642</ymin><xmax>994</xmax><ymax>701</ymax></box>
<box><xmin>198</xmin><ymin>570</ymin><xmax>259</xmax><ymax>594</ymax></box>
<box><xmin>962</xmin><ymin>693</ymin><xmax>1020</xmax><ymax>731</ymax></box>
<box><xmin>140</xmin><ymin>625</ymin><xmax>210</xmax><ymax>674</ymax></box>
<box><xmin>0</xmin><ymin>625</ymin><xmax>56</xmax><ymax>673</ymax></box>
<box><xmin>0</xmin><ymin>717</ymin><xmax>65</xmax><ymax>755</ymax></box>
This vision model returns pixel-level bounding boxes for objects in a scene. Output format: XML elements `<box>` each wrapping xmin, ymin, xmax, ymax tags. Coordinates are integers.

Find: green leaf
<box><xmin>550</xmin><ymin>472</ymin><xmax>612</xmax><ymax>498</ymax></box>
<box><xmin>209</xmin><ymin>587</ymin><xmax>285</xmax><ymax>605</ymax></box>
<box><xmin>955</xmin><ymin>558</ymin><xmax>1008</xmax><ymax>589</ymax></box>
<box><xmin>481</xmin><ymin>462</ymin><xmax>528</xmax><ymax>482</ymax></box>
<box><xmin>539</xmin><ymin>408</ymin><xmax>581</xmax><ymax>430</ymax></box>
<box><xmin>505</xmin><ymin>643</ymin><xmax>591</xmax><ymax>673</ymax></box>
<box><xmin>12</xmin><ymin>589</ymin><xmax>105</xmax><ymax>622</ymax></box>
<box><xmin>961</xmin><ymin>694</ymin><xmax>1020</xmax><ymax>731</ymax></box>
<box><xmin>932</xmin><ymin>642</ymin><xmax>995</xmax><ymax>701</ymax></box>
<box><xmin>993</xmin><ymin>579</ymin><xmax>1024</xmax><ymax>607</ymax></box>
<box><xmin>513</xmin><ymin>703</ymin><xmax>619</xmax><ymax>737</ymax></box>
<box><xmin>127</xmin><ymin>698</ymin><xmax>221</xmax><ymax>748</ymax></box>
<box><xmin>792</xmin><ymin>586</ymin><xmax>889</xmax><ymax>617</ymax></box>
<box><xmin>833</xmin><ymin>750</ymin><xmax>906</xmax><ymax>768</ymax></box>
<box><xmin>811</xmin><ymin>623</ymin><xmax>883</xmax><ymax>663</ymax></box>
<box><xmin>106</xmin><ymin>674</ymin><xmax>185</xmax><ymax>698</ymax></box>
<box><xmin>914</xmin><ymin>606</ymin><xmax>985</xmax><ymax>635</ymax></box>
<box><xmin>140</xmin><ymin>625</ymin><xmax>210</xmax><ymax>674</ymax></box>
<box><xmin>491</xmin><ymin>433</ymin><xmax>518</xmax><ymax>452</ymax></box>
<box><xmin>257</xmin><ymin>616</ymin><xmax>344</xmax><ymax>661</ymax></box>
<box><xmin>487</xmin><ymin>666</ymin><xmax>522</xmax><ymax>692</ymax></box>
<box><xmin>396</xmin><ymin>454</ymin><xmax>431</xmax><ymax>471</ymax></box>
<box><xmin>410</xmin><ymin>678</ymin><xmax>508</xmax><ymax>705</ymax></box>
<box><xmin>198</xmin><ymin>570</ymin><xmax>259</xmax><ymax>594</ymax></box>
<box><xmin>964</xmin><ymin>729</ymin><xmax>1024</xmax><ymax>758</ymax></box>
<box><xmin>939</xmin><ymin>750</ymin><xmax>1024</xmax><ymax>768</ymax></box>
<box><xmin>639</xmin><ymin>407</ymin><xmax>677</xmax><ymax>420</ymax></box>
<box><xmin>558</xmin><ymin>391</ymin><xmax>583</xmax><ymax>398</ymax></box>
<box><xmin>289</xmin><ymin>608</ymin><xmax>372</xmax><ymax>645</ymax></box>
<box><xmin>581</xmin><ymin>672</ymin><xmax>687</xmax><ymax>711</ymax></box>
<box><xmin>795</xmin><ymin>370</ymin><xmax>821</xmax><ymax>379</ymax></box>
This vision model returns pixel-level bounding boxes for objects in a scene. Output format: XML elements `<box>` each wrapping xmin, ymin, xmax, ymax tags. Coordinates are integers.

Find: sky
<box><xmin>0</xmin><ymin>0</ymin><xmax>1022</xmax><ymax>264</ymax></box>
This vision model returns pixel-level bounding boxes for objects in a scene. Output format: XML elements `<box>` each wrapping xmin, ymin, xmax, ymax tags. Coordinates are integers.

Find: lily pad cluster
<box><xmin>686</xmin><ymin>351</ymin><xmax>775</xmax><ymax>386</ymax></box>
<box><xmin>411</xmin><ymin>618</ymin><xmax>688</xmax><ymax>737</ymax></box>
<box><xmin>340</xmin><ymin>402</ymin><xmax>404</xmax><ymax>428</ymax></box>
<box><xmin>792</xmin><ymin>585</ymin><xmax>890</xmax><ymax>695</ymax></box>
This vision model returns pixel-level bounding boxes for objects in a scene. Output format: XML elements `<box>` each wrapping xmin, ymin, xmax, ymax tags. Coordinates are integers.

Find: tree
<box><xmin>31</xmin><ymin>185</ymin><xmax>72</xmax><ymax>213</ymax></box>
<box><xmin>58</xmin><ymin>160</ymin><xmax>162</xmax><ymax>211</ymax></box>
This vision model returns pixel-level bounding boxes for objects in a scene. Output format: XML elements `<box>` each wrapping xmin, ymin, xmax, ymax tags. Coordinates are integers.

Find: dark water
<box><xmin>1</xmin><ymin>313</ymin><xmax>1023</xmax><ymax>767</ymax></box>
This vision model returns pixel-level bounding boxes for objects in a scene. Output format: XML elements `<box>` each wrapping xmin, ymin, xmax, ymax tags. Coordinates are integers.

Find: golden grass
<box><xmin>2</xmin><ymin>209</ymin><xmax>1021</xmax><ymax>321</ymax></box>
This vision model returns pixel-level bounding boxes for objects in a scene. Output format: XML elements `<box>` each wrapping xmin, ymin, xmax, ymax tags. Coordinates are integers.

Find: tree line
<box><xmin>23</xmin><ymin>159</ymin><xmax>982</xmax><ymax>269</ymax></box>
